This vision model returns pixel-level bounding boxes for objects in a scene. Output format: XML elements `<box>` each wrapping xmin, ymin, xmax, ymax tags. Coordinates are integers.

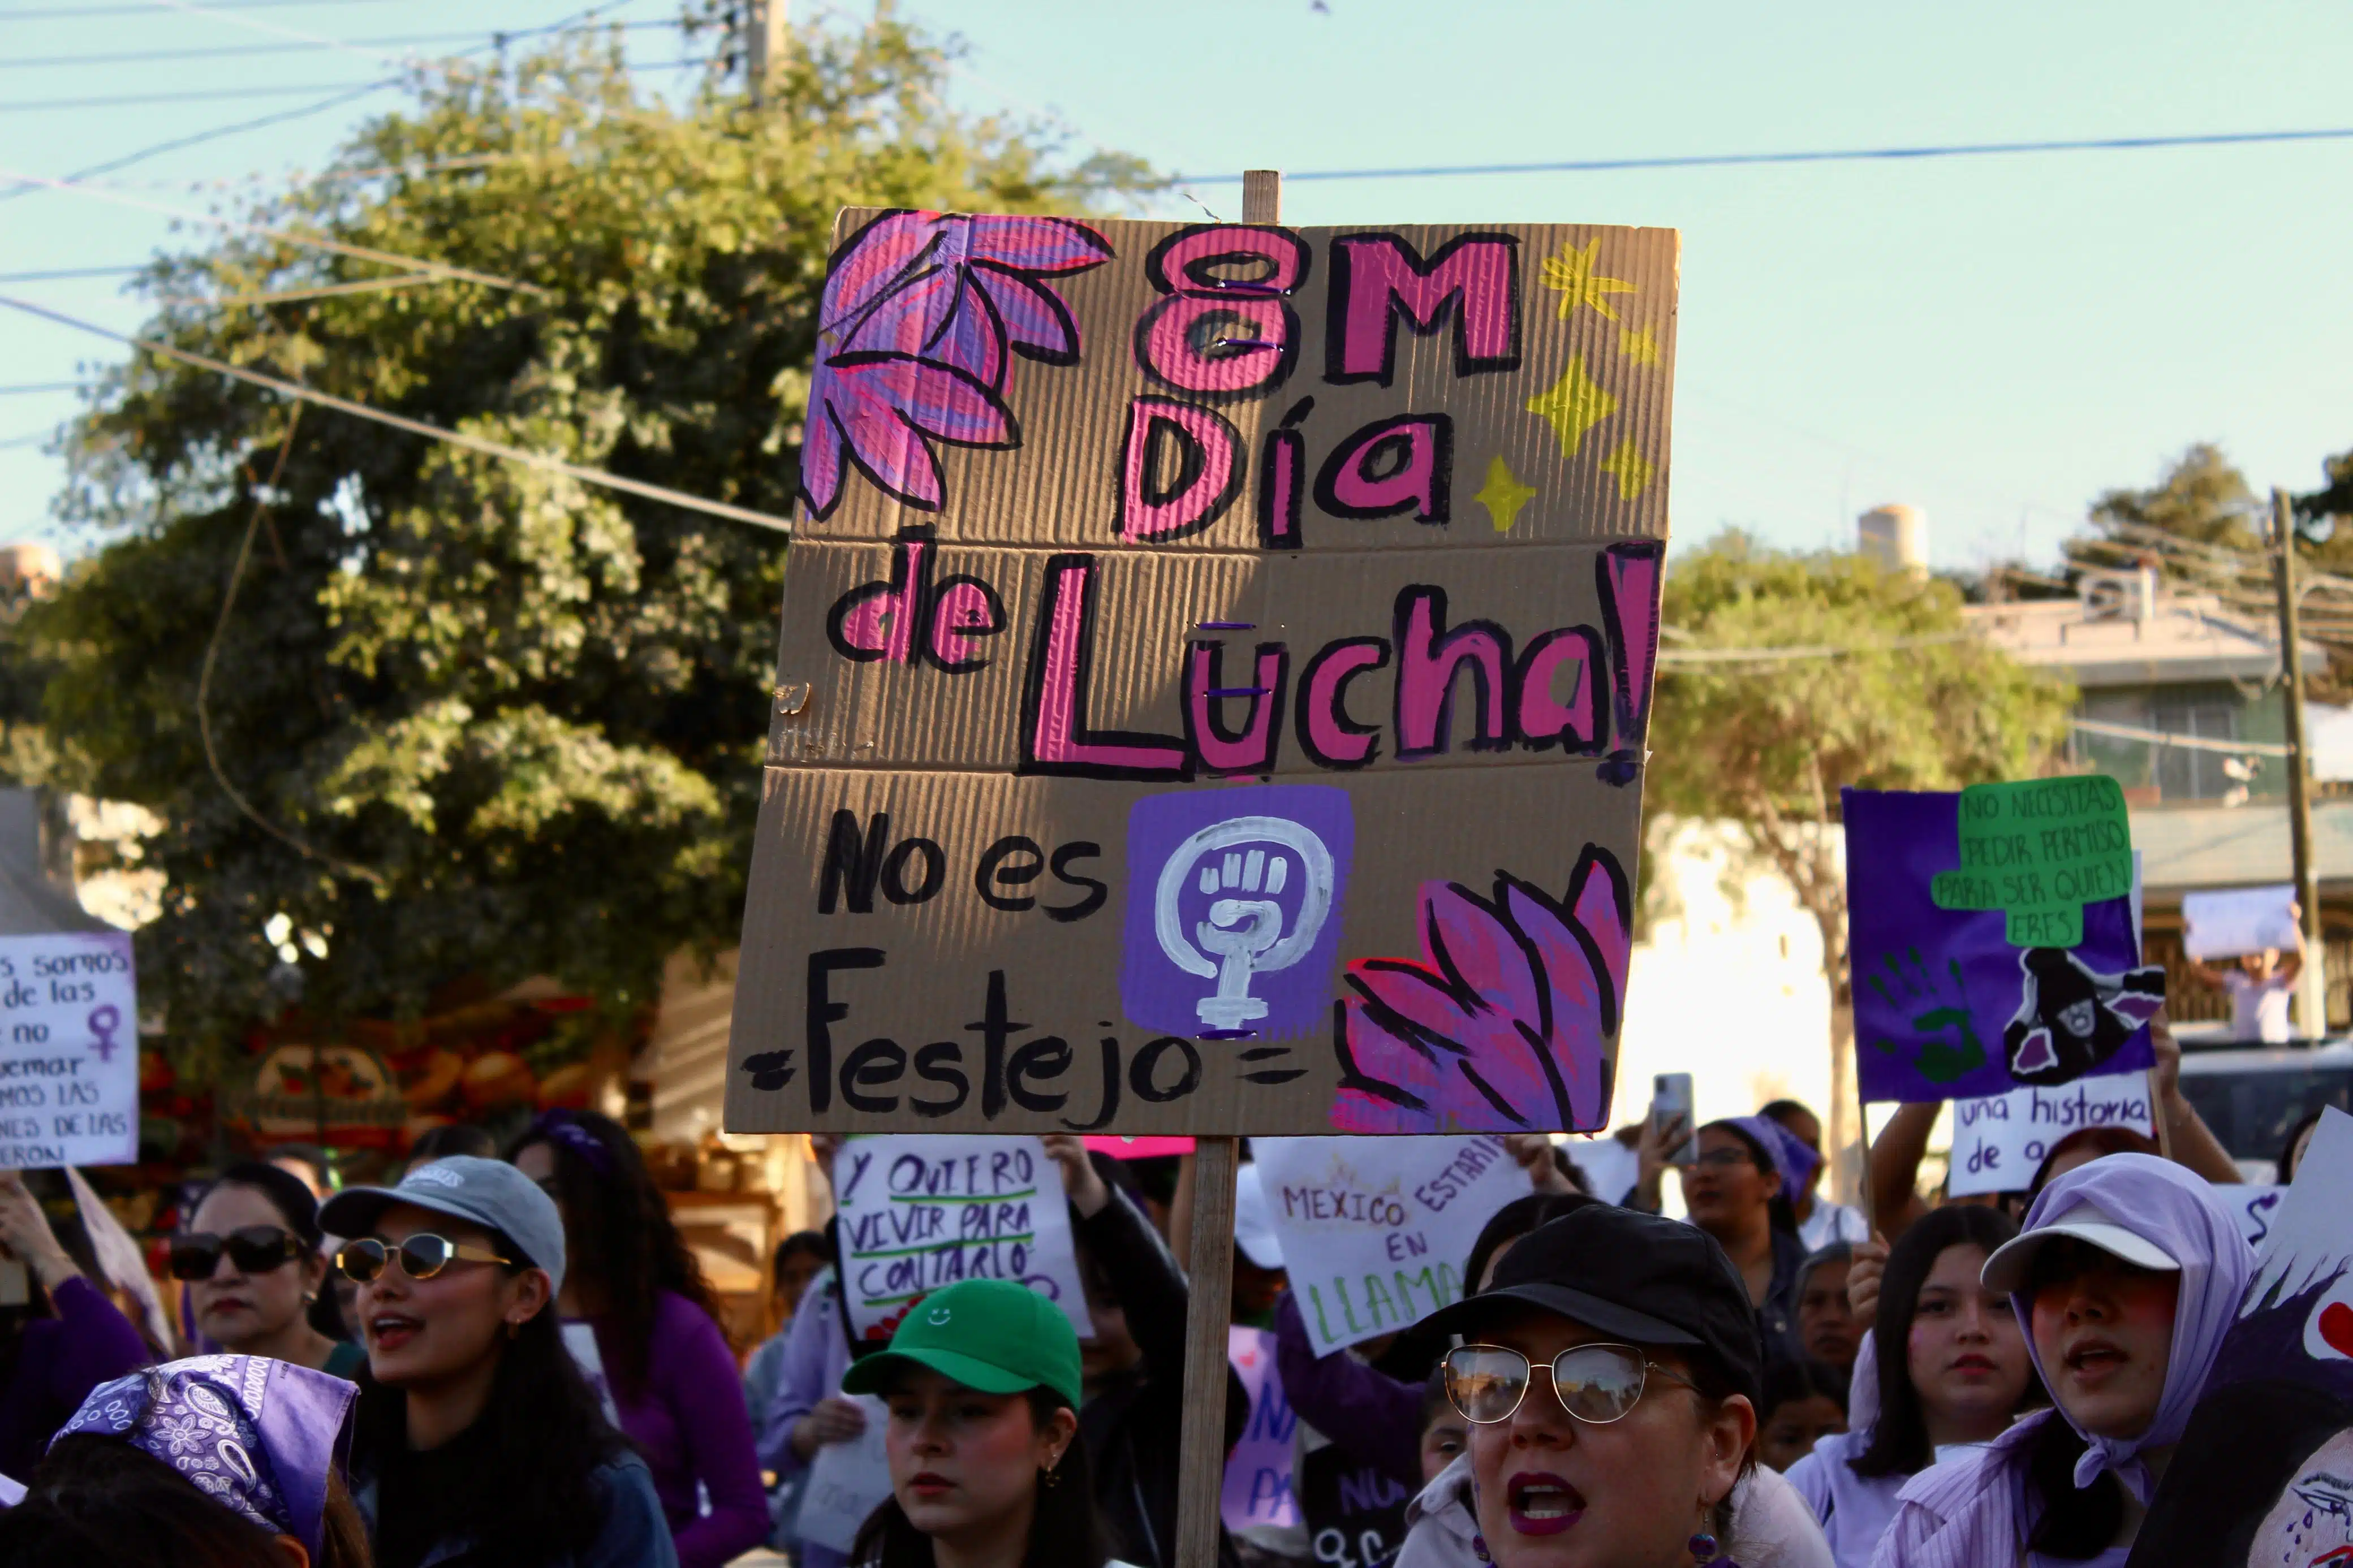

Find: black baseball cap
<box><xmin>1419</xmin><ymin>1204</ymin><xmax>1765</xmax><ymax>1407</ymax></box>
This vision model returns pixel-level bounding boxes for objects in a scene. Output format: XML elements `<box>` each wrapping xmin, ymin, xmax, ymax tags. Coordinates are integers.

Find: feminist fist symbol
<box><xmin>87</xmin><ymin>1004</ymin><xmax>122</xmax><ymax>1064</ymax></box>
<box><xmin>1865</xmin><ymin>949</ymin><xmax>1985</xmax><ymax>1085</ymax></box>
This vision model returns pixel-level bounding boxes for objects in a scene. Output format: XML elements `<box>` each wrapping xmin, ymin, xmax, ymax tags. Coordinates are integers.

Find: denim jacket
<box><xmin>355</xmin><ymin>1451</ymin><xmax>678</xmax><ymax>1568</ymax></box>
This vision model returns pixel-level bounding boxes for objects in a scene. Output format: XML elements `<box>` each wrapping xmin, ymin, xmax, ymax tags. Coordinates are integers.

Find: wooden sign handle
<box><xmin>1171</xmin><ymin>167</ymin><xmax>1278</xmax><ymax>1568</ymax></box>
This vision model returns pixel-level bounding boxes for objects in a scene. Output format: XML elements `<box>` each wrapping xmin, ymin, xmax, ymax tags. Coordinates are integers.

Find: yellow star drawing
<box><xmin>1541</xmin><ymin>237</ymin><xmax>1635</xmax><ymax>323</ymax></box>
<box><xmin>1525</xmin><ymin>356</ymin><xmax>1617</xmax><ymax>458</ymax></box>
<box><xmin>1473</xmin><ymin>455</ymin><xmax>1537</xmax><ymax>533</ymax></box>
<box><xmin>1599</xmin><ymin>436</ymin><xmax>1655</xmax><ymax>500</ymax></box>
<box><xmin>1617</xmin><ymin>325</ymin><xmax>1660</xmax><ymax>367</ymax></box>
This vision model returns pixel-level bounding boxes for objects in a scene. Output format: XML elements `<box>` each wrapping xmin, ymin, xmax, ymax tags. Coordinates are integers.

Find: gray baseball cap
<box><xmin>319</xmin><ymin>1156</ymin><xmax>567</xmax><ymax>1295</ymax></box>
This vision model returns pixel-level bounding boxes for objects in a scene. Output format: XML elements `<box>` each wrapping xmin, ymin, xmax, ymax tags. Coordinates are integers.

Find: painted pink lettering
<box><xmin>1185</xmin><ymin>641</ymin><xmax>1289</xmax><ymax>775</ymax></box>
<box><xmin>1019</xmin><ymin>555</ymin><xmax>1190</xmax><ymax>780</ymax></box>
<box><xmin>1394</xmin><ymin>587</ymin><xmax>1510</xmax><ymax>758</ymax></box>
<box><xmin>1134</xmin><ymin>294</ymin><xmax>1293</xmax><ymax>398</ymax></box>
<box><xmin>1313</xmin><ymin>413</ymin><xmax>1453</xmax><ymax>524</ymax></box>
<box><xmin>1513</xmin><ymin>627</ymin><xmax>1601</xmax><ymax>751</ymax></box>
<box><xmin>1115</xmin><ymin>396</ymin><xmax>1243</xmax><ymax>541</ymax></box>
<box><xmin>1296</xmin><ymin>638</ymin><xmax>1391</xmax><ymax>770</ymax></box>
<box><xmin>1598</xmin><ymin>542</ymin><xmax>1664</xmax><ymax>744</ymax></box>
<box><xmin>1327</xmin><ymin>232</ymin><xmax>1522</xmax><ymax>387</ymax></box>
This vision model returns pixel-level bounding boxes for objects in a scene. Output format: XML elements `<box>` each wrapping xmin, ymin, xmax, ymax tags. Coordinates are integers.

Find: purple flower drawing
<box><xmin>799</xmin><ymin>210</ymin><xmax>1113</xmax><ymax>519</ymax></box>
<box><xmin>1331</xmin><ymin>846</ymin><xmax>1631</xmax><ymax>1135</ymax></box>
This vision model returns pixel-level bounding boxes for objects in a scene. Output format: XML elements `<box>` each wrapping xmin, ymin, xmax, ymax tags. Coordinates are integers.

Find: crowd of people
<box><xmin>0</xmin><ymin>1001</ymin><xmax>2300</xmax><ymax>1567</ymax></box>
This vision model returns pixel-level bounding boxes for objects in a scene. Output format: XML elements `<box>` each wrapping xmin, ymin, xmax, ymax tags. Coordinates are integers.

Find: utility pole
<box><xmin>2274</xmin><ymin>486</ymin><xmax>2329</xmax><ymax>1038</ymax></box>
<box><xmin>745</xmin><ymin>1</ymin><xmax>787</xmax><ymax>106</ymax></box>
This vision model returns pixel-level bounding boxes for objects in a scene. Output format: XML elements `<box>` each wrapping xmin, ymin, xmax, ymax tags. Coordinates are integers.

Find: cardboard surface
<box><xmin>732</xmin><ymin>211</ymin><xmax>1675</xmax><ymax>1137</ymax></box>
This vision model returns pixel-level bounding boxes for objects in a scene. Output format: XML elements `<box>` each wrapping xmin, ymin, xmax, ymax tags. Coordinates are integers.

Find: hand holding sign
<box><xmin>1929</xmin><ymin>776</ymin><xmax>2133</xmax><ymax>948</ymax></box>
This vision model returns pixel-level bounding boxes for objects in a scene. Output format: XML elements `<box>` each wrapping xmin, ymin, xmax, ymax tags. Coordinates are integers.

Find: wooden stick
<box><xmin>1174</xmin><ymin>1134</ymin><xmax>1239</xmax><ymax>1567</ymax></box>
<box><xmin>1171</xmin><ymin>166</ymin><xmax>1278</xmax><ymax>1568</ymax></box>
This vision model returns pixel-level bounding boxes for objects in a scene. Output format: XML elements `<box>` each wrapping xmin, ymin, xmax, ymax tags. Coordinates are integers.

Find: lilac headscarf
<box><xmin>2010</xmin><ymin>1154</ymin><xmax>2253</xmax><ymax>1498</ymax></box>
<box><xmin>51</xmin><ymin>1354</ymin><xmax>356</xmax><ymax>1561</ymax></box>
<box><xmin>1874</xmin><ymin>1155</ymin><xmax>2254</xmax><ymax>1567</ymax></box>
<box><xmin>1720</xmin><ymin>1115</ymin><xmax>1822</xmax><ymax>1207</ymax></box>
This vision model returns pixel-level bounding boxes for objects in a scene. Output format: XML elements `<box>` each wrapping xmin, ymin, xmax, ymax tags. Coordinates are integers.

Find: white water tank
<box><xmin>1857</xmin><ymin>504</ymin><xmax>1927</xmax><ymax>577</ymax></box>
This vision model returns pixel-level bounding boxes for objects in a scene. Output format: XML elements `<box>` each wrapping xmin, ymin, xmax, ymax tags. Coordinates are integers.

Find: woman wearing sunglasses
<box><xmin>1783</xmin><ymin>1205</ymin><xmax>2039</xmax><ymax>1568</ymax></box>
<box><xmin>839</xmin><ymin>1276</ymin><xmax>1133</xmax><ymax>1568</ymax></box>
<box><xmin>174</xmin><ymin>1161</ymin><xmax>365</xmax><ymax>1380</ymax></box>
<box><xmin>1399</xmin><ymin>1202</ymin><xmax>1831</xmax><ymax>1568</ymax></box>
<box><xmin>317</xmin><ymin>1155</ymin><xmax>674</xmax><ymax>1568</ymax></box>
<box><xmin>1872</xmin><ymin>1155</ymin><xmax>2252</xmax><ymax>1567</ymax></box>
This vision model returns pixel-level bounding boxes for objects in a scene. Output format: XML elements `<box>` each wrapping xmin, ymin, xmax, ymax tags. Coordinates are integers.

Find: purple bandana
<box><xmin>1719</xmin><ymin>1115</ymin><xmax>1822</xmax><ymax>1207</ymax></box>
<box><xmin>529</xmin><ymin>1109</ymin><xmax>617</xmax><ymax>1177</ymax></box>
<box><xmin>52</xmin><ymin>1355</ymin><xmax>356</xmax><ymax>1560</ymax></box>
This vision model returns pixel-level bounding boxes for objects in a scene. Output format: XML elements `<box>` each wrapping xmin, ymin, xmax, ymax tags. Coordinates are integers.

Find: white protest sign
<box><xmin>2229</xmin><ymin>1183</ymin><xmax>2287</xmax><ymax>1247</ymax></box>
<box><xmin>793</xmin><ymin>1392</ymin><xmax>894</xmax><ymax>1553</ymax></box>
<box><xmin>1254</xmin><ymin>1135</ymin><xmax>1533</xmax><ymax>1356</ymax></box>
<box><xmin>0</xmin><ymin>932</ymin><xmax>136</xmax><ymax>1169</ymax></box>
<box><xmin>832</xmin><ymin>1135</ymin><xmax>1093</xmax><ymax>1343</ymax></box>
<box><xmin>2182</xmin><ymin>885</ymin><xmax>2299</xmax><ymax>960</ymax></box>
<box><xmin>1945</xmin><ymin>1067</ymin><xmax>2154</xmax><ymax>1197</ymax></box>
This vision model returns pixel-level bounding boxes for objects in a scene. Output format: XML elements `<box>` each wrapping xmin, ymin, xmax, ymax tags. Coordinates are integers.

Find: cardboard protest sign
<box><xmin>0</xmin><ymin>932</ymin><xmax>137</xmax><ymax>1169</ymax></box>
<box><xmin>2182</xmin><ymin>884</ymin><xmax>2300</xmax><ymax>961</ymax></box>
<box><xmin>1942</xmin><ymin>1067</ymin><xmax>2154</xmax><ymax>1198</ymax></box>
<box><xmin>2128</xmin><ymin>1110</ymin><xmax>2353</xmax><ymax>1567</ymax></box>
<box><xmin>726</xmin><ymin>212</ymin><xmax>1673</xmax><ymax>1138</ymax></box>
<box><xmin>1845</xmin><ymin>788</ymin><xmax>2162</xmax><ymax>1103</ymax></box>
<box><xmin>1253</xmin><ymin>1134</ymin><xmax>1533</xmax><ymax>1354</ymax></box>
<box><xmin>1083</xmin><ymin>1135</ymin><xmax>1194</xmax><ymax>1159</ymax></box>
<box><xmin>831</xmin><ymin>1134</ymin><xmax>1093</xmax><ymax>1341</ymax></box>
<box><xmin>1299</xmin><ymin>1441</ymin><xmax>1413</xmax><ymax>1568</ymax></box>
<box><xmin>1221</xmin><ymin>1326</ymin><xmax>1299</xmax><ymax>1534</ymax></box>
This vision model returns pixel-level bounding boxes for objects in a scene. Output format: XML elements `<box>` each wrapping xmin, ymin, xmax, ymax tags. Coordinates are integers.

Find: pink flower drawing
<box><xmin>799</xmin><ymin>210</ymin><xmax>1113</xmax><ymax>519</ymax></box>
<box><xmin>1331</xmin><ymin>846</ymin><xmax>1631</xmax><ymax>1134</ymax></box>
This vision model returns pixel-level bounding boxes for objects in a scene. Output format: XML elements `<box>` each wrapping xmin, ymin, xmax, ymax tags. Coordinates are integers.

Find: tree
<box><xmin>12</xmin><ymin>11</ymin><xmax>1156</xmax><ymax>1060</ymax></box>
<box><xmin>1644</xmin><ymin>534</ymin><xmax>2075</xmax><ymax>1189</ymax></box>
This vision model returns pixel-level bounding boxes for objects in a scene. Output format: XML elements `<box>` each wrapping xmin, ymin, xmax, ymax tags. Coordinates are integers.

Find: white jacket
<box><xmin>1393</xmin><ymin>1453</ymin><xmax>1834</xmax><ymax>1568</ymax></box>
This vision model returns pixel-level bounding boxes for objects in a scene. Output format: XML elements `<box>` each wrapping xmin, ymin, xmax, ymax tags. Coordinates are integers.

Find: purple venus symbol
<box><xmin>87</xmin><ymin>1004</ymin><xmax>122</xmax><ymax>1063</ymax></box>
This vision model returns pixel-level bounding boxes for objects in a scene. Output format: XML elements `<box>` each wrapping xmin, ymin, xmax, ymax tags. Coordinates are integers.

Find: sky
<box><xmin>3</xmin><ymin>0</ymin><xmax>2352</xmax><ymax>573</ymax></box>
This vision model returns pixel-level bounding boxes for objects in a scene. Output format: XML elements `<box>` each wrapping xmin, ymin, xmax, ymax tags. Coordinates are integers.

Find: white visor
<box><xmin>1980</xmin><ymin>1198</ymin><xmax>2182</xmax><ymax>1295</ymax></box>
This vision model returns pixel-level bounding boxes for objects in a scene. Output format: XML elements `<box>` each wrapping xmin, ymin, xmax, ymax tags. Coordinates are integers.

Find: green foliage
<box><xmin>2072</xmin><ymin>442</ymin><xmax>2266</xmax><ymax>564</ymax></box>
<box><xmin>1646</xmin><ymin>532</ymin><xmax>2076</xmax><ymax>990</ymax></box>
<box><xmin>15</xmin><ymin>10</ymin><xmax>1156</xmax><ymax>1052</ymax></box>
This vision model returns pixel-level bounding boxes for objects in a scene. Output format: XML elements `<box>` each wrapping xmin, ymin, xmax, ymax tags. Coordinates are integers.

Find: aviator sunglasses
<box><xmin>1443</xmin><ymin>1342</ymin><xmax>1699</xmax><ymax>1426</ymax></box>
<box><xmin>169</xmin><ymin>1225</ymin><xmax>304</xmax><ymax>1281</ymax></box>
<box><xmin>334</xmin><ymin>1233</ymin><xmax>514</xmax><ymax>1284</ymax></box>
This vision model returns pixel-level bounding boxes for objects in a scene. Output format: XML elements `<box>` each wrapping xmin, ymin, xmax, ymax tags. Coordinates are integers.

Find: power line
<box><xmin>0</xmin><ymin>59</ymin><xmax>699</xmax><ymax>113</ymax></box>
<box><xmin>0</xmin><ymin>20</ymin><xmax>677</xmax><ymax>70</ymax></box>
<box><xmin>0</xmin><ymin>382</ymin><xmax>86</xmax><ymax>396</ymax></box>
<box><xmin>0</xmin><ymin>0</ymin><xmax>398</xmax><ymax>15</ymax></box>
<box><xmin>1177</xmin><ymin>126</ymin><xmax>2353</xmax><ymax>185</ymax></box>
<box><xmin>0</xmin><ymin>266</ymin><xmax>141</xmax><ymax>281</ymax></box>
<box><xmin>2</xmin><ymin>165</ymin><xmax>550</xmax><ymax>296</ymax></box>
<box><xmin>1656</xmin><ymin>628</ymin><xmax>1983</xmax><ymax>665</ymax></box>
<box><xmin>0</xmin><ymin>293</ymin><xmax>795</xmax><ymax>535</ymax></box>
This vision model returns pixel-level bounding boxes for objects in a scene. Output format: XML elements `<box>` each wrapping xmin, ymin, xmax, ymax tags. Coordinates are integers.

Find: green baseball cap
<box><xmin>841</xmin><ymin>1279</ymin><xmax>1084</xmax><ymax>1410</ymax></box>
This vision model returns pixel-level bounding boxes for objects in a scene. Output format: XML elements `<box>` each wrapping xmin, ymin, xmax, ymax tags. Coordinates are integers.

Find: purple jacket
<box><xmin>1273</xmin><ymin>1290</ymin><xmax>1424</xmax><ymax>1488</ymax></box>
<box><xmin>1</xmin><ymin>1274</ymin><xmax>150</xmax><ymax>1478</ymax></box>
<box><xmin>589</xmin><ymin>1290</ymin><xmax>769</xmax><ymax>1568</ymax></box>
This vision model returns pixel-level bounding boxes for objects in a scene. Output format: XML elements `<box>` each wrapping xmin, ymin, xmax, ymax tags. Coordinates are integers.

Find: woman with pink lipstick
<box><xmin>1406</xmin><ymin>1202</ymin><xmax>1833</xmax><ymax>1567</ymax></box>
<box><xmin>839</xmin><ymin>1276</ymin><xmax>1135</xmax><ymax>1568</ymax></box>
<box><xmin>1785</xmin><ymin>1205</ymin><xmax>2039</xmax><ymax>1567</ymax></box>
<box><xmin>1871</xmin><ymin>1155</ymin><xmax>2253</xmax><ymax>1567</ymax></box>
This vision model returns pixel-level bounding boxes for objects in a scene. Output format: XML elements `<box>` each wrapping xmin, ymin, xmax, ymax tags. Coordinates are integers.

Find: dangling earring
<box><xmin>1690</xmin><ymin>1526</ymin><xmax>1741</xmax><ymax>1567</ymax></box>
<box><xmin>1040</xmin><ymin>1459</ymin><xmax>1062</xmax><ymax>1489</ymax></box>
